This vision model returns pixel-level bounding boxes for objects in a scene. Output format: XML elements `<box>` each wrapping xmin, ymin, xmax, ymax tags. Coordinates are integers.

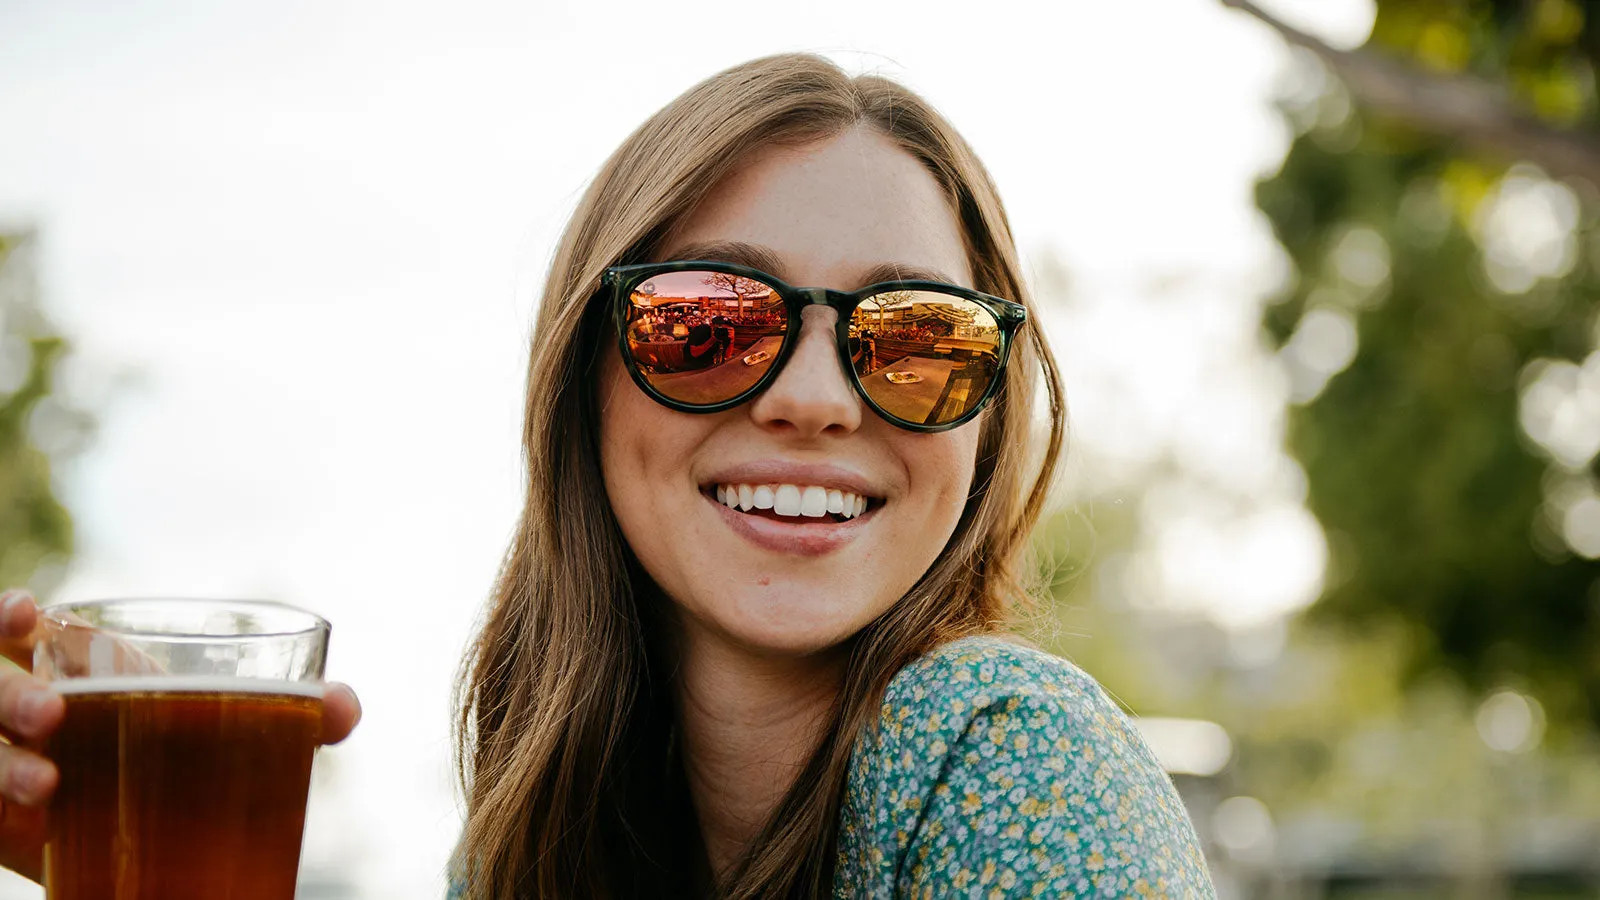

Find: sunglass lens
<box><xmin>623</xmin><ymin>270</ymin><xmax>788</xmax><ymax>405</ymax></box>
<box><xmin>850</xmin><ymin>290</ymin><xmax>1002</xmax><ymax>427</ymax></box>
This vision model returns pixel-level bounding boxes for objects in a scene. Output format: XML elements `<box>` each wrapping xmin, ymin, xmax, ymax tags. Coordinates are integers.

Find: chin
<box><xmin>711</xmin><ymin>584</ymin><xmax>881</xmax><ymax>659</ymax></box>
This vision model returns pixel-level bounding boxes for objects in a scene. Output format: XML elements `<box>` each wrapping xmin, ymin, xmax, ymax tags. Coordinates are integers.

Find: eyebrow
<box><xmin>661</xmin><ymin>240</ymin><xmax>961</xmax><ymax>289</ymax></box>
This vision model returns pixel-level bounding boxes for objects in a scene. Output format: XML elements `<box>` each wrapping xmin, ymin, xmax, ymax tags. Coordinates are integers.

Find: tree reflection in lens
<box><xmin>850</xmin><ymin>291</ymin><xmax>1000</xmax><ymax>427</ymax></box>
<box><xmin>625</xmin><ymin>270</ymin><xmax>789</xmax><ymax>405</ymax></box>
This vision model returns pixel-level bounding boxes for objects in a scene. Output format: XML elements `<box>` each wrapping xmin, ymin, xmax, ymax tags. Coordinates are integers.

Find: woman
<box><xmin>447</xmin><ymin>54</ymin><xmax>1213</xmax><ymax>898</ymax></box>
<box><xmin>0</xmin><ymin>54</ymin><xmax>1214</xmax><ymax>899</ymax></box>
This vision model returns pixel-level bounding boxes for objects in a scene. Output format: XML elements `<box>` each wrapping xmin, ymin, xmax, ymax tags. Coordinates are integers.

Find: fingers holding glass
<box><xmin>625</xmin><ymin>270</ymin><xmax>788</xmax><ymax>406</ymax></box>
<box><xmin>0</xmin><ymin>669</ymin><xmax>62</xmax><ymax>745</ymax></box>
<box><xmin>850</xmin><ymin>291</ymin><xmax>1002</xmax><ymax>428</ymax></box>
<box><xmin>0</xmin><ymin>667</ymin><xmax>63</xmax><ymax>858</ymax></box>
<box><xmin>0</xmin><ymin>742</ymin><xmax>57</xmax><ymax>809</ymax></box>
<box><xmin>0</xmin><ymin>591</ymin><xmax>38</xmax><ymax>672</ymax></box>
<box><xmin>319</xmin><ymin>682</ymin><xmax>362</xmax><ymax>746</ymax></box>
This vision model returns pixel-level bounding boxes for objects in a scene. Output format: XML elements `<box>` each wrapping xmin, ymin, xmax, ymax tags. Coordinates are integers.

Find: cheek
<box><xmin>596</xmin><ymin>354</ymin><xmax>710</xmax><ymax>592</ymax></box>
<box><xmin>598</xmin><ymin>358</ymin><xmax>668</xmax><ymax>533</ymax></box>
<box><xmin>876</xmin><ymin>425</ymin><xmax>982</xmax><ymax>602</ymax></box>
<box><xmin>907</xmin><ymin>427</ymin><xmax>981</xmax><ymax>521</ymax></box>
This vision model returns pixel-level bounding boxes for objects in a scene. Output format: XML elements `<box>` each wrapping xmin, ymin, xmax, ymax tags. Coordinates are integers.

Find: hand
<box><xmin>0</xmin><ymin>588</ymin><xmax>362</xmax><ymax>884</ymax></box>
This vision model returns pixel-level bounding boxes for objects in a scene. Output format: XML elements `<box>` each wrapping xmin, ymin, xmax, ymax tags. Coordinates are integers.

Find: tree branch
<box><xmin>1221</xmin><ymin>0</ymin><xmax>1600</xmax><ymax>189</ymax></box>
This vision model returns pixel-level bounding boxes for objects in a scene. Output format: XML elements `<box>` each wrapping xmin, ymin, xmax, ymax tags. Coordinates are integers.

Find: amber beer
<box><xmin>43</xmin><ymin>676</ymin><xmax>323</xmax><ymax>900</ymax></box>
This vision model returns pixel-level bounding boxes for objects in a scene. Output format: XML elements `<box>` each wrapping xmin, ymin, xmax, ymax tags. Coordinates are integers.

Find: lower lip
<box><xmin>705</xmin><ymin>493</ymin><xmax>875</xmax><ymax>557</ymax></box>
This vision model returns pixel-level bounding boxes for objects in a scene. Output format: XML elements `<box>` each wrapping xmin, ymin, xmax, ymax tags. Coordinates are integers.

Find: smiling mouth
<box><xmin>707</xmin><ymin>483</ymin><xmax>880</xmax><ymax>524</ymax></box>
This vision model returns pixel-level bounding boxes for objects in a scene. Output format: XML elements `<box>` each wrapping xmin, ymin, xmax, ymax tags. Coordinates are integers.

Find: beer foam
<box><xmin>49</xmin><ymin>676</ymin><xmax>326</xmax><ymax>699</ymax></box>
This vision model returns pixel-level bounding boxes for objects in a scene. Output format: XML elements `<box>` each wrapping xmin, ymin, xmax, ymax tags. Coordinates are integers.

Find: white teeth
<box><xmin>713</xmin><ymin>483</ymin><xmax>875</xmax><ymax>519</ymax></box>
<box><xmin>774</xmin><ymin>484</ymin><xmax>802</xmax><ymax>516</ymax></box>
<box><xmin>800</xmin><ymin>486</ymin><xmax>828</xmax><ymax>517</ymax></box>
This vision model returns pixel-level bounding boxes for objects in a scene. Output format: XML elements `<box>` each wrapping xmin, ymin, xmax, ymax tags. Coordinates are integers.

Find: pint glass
<box><xmin>35</xmin><ymin>598</ymin><xmax>329</xmax><ymax>900</ymax></box>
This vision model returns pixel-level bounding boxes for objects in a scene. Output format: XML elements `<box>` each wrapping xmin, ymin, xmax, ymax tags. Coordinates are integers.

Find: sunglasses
<box><xmin>600</xmin><ymin>261</ymin><xmax>1027</xmax><ymax>433</ymax></box>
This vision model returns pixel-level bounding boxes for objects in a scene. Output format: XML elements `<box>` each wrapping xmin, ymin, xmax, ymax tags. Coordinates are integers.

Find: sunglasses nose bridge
<box><xmin>796</xmin><ymin>287</ymin><xmax>835</xmax><ymax>308</ymax></box>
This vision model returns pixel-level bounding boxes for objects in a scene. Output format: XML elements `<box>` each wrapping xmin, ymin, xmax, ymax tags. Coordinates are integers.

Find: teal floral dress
<box><xmin>833</xmin><ymin>635</ymin><xmax>1215</xmax><ymax>898</ymax></box>
<box><xmin>448</xmin><ymin>636</ymin><xmax>1216</xmax><ymax>898</ymax></box>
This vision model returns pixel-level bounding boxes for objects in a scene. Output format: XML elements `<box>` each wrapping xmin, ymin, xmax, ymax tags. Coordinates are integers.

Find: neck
<box><xmin>673</xmin><ymin>625</ymin><xmax>846</xmax><ymax>882</ymax></box>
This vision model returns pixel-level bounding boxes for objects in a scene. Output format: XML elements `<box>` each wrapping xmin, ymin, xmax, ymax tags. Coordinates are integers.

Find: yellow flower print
<box><xmin>830</xmin><ymin>635</ymin><xmax>1216</xmax><ymax>899</ymax></box>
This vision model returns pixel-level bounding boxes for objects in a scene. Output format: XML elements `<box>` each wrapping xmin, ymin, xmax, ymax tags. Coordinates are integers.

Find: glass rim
<box><xmin>40</xmin><ymin>597</ymin><xmax>331</xmax><ymax>641</ymax></box>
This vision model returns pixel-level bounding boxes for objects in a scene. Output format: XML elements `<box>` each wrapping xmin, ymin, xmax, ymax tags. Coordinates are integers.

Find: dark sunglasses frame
<box><xmin>601</xmin><ymin>260</ymin><xmax>1028</xmax><ymax>433</ymax></box>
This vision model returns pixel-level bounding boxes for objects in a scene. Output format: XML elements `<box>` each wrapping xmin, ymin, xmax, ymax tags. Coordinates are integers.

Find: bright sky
<box><xmin>0</xmin><ymin>1</ymin><xmax>1372</xmax><ymax>896</ymax></box>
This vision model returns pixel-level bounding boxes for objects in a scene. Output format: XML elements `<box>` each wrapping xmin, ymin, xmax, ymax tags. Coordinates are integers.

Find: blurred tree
<box><xmin>0</xmin><ymin>231</ymin><xmax>80</xmax><ymax>597</ymax></box>
<box><xmin>1228</xmin><ymin>1</ymin><xmax>1600</xmax><ymax>731</ymax></box>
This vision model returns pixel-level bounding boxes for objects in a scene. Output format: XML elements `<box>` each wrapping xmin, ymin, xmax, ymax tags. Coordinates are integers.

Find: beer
<box><xmin>43</xmin><ymin>677</ymin><xmax>323</xmax><ymax>900</ymax></box>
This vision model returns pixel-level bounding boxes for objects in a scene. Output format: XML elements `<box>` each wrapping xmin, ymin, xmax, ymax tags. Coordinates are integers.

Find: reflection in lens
<box><xmin>624</xmin><ymin>270</ymin><xmax>788</xmax><ymax>405</ymax></box>
<box><xmin>850</xmin><ymin>290</ymin><xmax>1001</xmax><ymax>427</ymax></box>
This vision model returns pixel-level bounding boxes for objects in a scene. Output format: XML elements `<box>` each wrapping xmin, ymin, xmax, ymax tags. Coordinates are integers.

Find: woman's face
<box><xmin>598</xmin><ymin>124</ymin><xmax>980</xmax><ymax>658</ymax></box>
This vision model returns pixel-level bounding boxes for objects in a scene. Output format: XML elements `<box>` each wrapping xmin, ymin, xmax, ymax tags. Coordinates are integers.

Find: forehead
<box><xmin>658</xmin><ymin>125</ymin><xmax>974</xmax><ymax>290</ymax></box>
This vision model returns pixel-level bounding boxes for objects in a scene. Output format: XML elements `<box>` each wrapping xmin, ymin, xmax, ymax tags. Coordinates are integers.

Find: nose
<box><xmin>747</xmin><ymin>306</ymin><xmax>862</xmax><ymax>438</ymax></box>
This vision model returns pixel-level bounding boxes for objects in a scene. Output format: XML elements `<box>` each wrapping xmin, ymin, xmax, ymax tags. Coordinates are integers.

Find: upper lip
<box><xmin>701</xmin><ymin>461</ymin><xmax>886</xmax><ymax>499</ymax></box>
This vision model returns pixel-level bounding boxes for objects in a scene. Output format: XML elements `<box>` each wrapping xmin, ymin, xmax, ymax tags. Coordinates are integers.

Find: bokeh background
<box><xmin>3</xmin><ymin>0</ymin><xmax>1598</xmax><ymax>897</ymax></box>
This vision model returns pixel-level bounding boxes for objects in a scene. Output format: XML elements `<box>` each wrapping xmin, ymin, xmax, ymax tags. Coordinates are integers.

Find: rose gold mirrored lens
<box><xmin>624</xmin><ymin>270</ymin><xmax>788</xmax><ymax>405</ymax></box>
<box><xmin>849</xmin><ymin>290</ymin><xmax>1001</xmax><ymax>427</ymax></box>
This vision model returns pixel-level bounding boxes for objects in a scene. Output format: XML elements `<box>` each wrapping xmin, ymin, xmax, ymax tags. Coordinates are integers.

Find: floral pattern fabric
<box><xmin>833</xmin><ymin>636</ymin><xmax>1216</xmax><ymax>899</ymax></box>
<box><xmin>446</xmin><ymin>636</ymin><xmax>1216</xmax><ymax>899</ymax></box>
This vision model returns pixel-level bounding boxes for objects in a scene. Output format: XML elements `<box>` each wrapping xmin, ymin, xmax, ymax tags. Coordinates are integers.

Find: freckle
<box><xmin>757</xmin><ymin>576</ymin><xmax>771</xmax><ymax>587</ymax></box>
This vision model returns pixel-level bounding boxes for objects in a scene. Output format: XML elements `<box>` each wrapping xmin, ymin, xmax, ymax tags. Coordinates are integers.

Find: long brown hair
<box><xmin>453</xmin><ymin>52</ymin><xmax>1067</xmax><ymax>899</ymax></box>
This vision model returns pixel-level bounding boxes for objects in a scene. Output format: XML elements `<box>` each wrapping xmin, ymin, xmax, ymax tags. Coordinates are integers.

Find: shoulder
<box><xmin>836</xmin><ymin>635</ymin><xmax>1215</xmax><ymax>898</ymax></box>
<box><xmin>879</xmin><ymin>634</ymin><xmax>1107</xmax><ymax>721</ymax></box>
<box><xmin>851</xmin><ymin>634</ymin><xmax>1147</xmax><ymax>807</ymax></box>
<box><xmin>865</xmin><ymin>634</ymin><xmax>1132</xmax><ymax>772</ymax></box>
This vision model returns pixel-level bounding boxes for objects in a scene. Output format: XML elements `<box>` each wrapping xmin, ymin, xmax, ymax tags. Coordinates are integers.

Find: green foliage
<box><xmin>0</xmin><ymin>233</ymin><xmax>76</xmax><ymax>594</ymax></box>
<box><xmin>1033</xmin><ymin>501</ymin><xmax>1600</xmax><ymax>867</ymax></box>
<box><xmin>1257</xmin><ymin>3</ymin><xmax>1600</xmax><ymax>730</ymax></box>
